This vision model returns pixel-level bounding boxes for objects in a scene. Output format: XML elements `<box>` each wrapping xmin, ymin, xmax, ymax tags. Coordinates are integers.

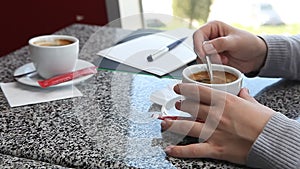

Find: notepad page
<box><xmin>97</xmin><ymin>28</ymin><xmax>196</xmax><ymax>76</ymax></box>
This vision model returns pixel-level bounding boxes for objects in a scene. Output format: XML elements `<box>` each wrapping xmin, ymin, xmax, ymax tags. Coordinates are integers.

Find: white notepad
<box><xmin>97</xmin><ymin>28</ymin><xmax>196</xmax><ymax>76</ymax></box>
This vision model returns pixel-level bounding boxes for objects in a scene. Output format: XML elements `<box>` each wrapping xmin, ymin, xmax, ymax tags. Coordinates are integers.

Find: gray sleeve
<box><xmin>258</xmin><ymin>34</ymin><xmax>300</xmax><ymax>80</ymax></box>
<box><xmin>246</xmin><ymin>113</ymin><xmax>300</xmax><ymax>169</ymax></box>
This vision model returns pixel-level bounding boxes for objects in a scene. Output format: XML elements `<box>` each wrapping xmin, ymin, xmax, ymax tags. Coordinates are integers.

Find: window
<box><xmin>109</xmin><ymin>0</ymin><xmax>300</xmax><ymax>35</ymax></box>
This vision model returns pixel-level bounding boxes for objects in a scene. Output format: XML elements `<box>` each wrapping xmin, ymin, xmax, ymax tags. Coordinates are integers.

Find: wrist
<box><xmin>245</xmin><ymin>36</ymin><xmax>267</xmax><ymax>77</ymax></box>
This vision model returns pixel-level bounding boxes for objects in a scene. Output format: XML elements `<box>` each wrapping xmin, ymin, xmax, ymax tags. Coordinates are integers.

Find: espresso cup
<box><xmin>182</xmin><ymin>64</ymin><xmax>243</xmax><ymax>95</ymax></box>
<box><xmin>29</xmin><ymin>35</ymin><xmax>79</xmax><ymax>79</ymax></box>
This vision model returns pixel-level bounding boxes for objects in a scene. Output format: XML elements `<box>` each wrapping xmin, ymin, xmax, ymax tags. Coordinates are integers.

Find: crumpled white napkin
<box><xmin>0</xmin><ymin>82</ymin><xmax>83</xmax><ymax>107</ymax></box>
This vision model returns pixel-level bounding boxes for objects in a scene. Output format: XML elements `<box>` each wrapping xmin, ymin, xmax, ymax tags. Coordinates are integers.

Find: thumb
<box><xmin>238</xmin><ymin>88</ymin><xmax>258</xmax><ymax>103</ymax></box>
<box><xmin>194</xmin><ymin>37</ymin><xmax>228</xmax><ymax>58</ymax></box>
<box><xmin>205</xmin><ymin>37</ymin><xmax>230</xmax><ymax>55</ymax></box>
<box><xmin>203</xmin><ymin>40</ymin><xmax>228</xmax><ymax>64</ymax></box>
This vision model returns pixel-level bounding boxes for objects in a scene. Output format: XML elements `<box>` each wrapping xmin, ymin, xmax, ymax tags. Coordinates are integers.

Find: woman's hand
<box><xmin>193</xmin><ymin>20</ymin><xmax>268</xmax><ymax>74</ymax></box>
<box><xmin>161</xmin><ymin>83</ymin><xmax>276</xmax><ymax>164</ymax></box>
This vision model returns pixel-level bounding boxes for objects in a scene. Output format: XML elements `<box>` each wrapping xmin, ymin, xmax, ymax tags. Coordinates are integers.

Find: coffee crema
<box><xmin>189</xmin><ymin>70</ymin><xmax>238</xmax><ymax>84</ymax></box>
<box><xmin>33</xmin><ymin>39</ymin><xmax>74</xmax><ymax>46</ymax></box>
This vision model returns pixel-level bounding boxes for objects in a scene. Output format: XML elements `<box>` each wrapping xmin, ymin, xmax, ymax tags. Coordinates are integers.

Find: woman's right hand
<box><xmin>162</xmin><ymin>84</ymin><xmax>276</xmax><ymax>164</ymax></box>
<box><xmin>193</xmin><ymin>20</ymin><xmax>268</xmax><ymax>74</ymax></box>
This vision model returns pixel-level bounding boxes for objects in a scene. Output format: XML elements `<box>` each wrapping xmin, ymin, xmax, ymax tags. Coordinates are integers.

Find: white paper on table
<box><xmin>0</xmin><ymin>82</ymin><xmax>83</xmax><ymax>107</ymax></box>
<box><xmin>97</xmin><ymin>28</ymin><xmax>196</xmax><ymax>76</ymax></box>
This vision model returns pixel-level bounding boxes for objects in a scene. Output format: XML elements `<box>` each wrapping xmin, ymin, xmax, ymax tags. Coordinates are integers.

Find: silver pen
<box><xmin>147</xmin><ymin>37</ymin><xmax>187</xmax><ymax>62</ymax></box>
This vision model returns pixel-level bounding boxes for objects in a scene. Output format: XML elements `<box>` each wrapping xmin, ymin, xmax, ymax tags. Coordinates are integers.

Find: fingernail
<box><xmin>173</xmin><ymin>84</ymin><xmax>180</xmax><ymax>94</ymax></box>
<box><xmin>242</xmin><ymin>87</ymin><xmax>250</xmax><ymax>94</ymax></box>
<box><xmin>175</xmin><ymin>100</ymin><xmax>181</xmax><ymax>109</ymax></box>
<box><xmin>161</xmin><ymin>120</ymin><xmax>167</xmax><ymax>130</ymax></box>
<box><xmin>165</xmin><ymin>145</ymin><xmax>175</xmax><ymax>153</ymax></box>
<box><xmin>245</xmin><ymin>88</ymin><xmax>250</xmax><ymax>94</ymax></box>
<box><xmin>203</xmin><ymin>42</ymin><xmax>215</xmax><ymax>54</ymax></box>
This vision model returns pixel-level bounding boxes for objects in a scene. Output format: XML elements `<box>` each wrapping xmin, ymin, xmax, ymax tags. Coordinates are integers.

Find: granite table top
<box><xmin>0</xmin><ymin>23</ymin><xmax>300</xmax><ymax>169</ymax></box>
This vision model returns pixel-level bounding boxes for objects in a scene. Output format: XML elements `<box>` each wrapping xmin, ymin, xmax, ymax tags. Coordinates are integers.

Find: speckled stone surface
<box><xmin>0</xmin><ymin>23</ymin><xmax>299</xmax><ymax>169</ymax></box>
<box><xmin>0</xmin><ymin>154</ymin><xmax>71</xmax><ymax>169</ymax></box>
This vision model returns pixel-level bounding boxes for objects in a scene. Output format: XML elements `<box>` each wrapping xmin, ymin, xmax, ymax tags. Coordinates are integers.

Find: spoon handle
<box><xmin>14</xmin><ymin>70</ymin><xmax>37</xmax><ymax>78</ymax></box>
<box><xmin>205</xmin><ymin>55</ymin><xmax>214</xmax><ymax>81</ymax></box>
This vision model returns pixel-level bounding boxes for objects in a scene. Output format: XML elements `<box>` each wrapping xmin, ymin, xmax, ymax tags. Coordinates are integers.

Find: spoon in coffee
<box><xmin>202</xmin><ymin>41</ymin><xmax>214</xmax><ymax>82</ymax></box>
<box><xmin>195</xmin><ymin>50</ymin><xmax>214</xmax><ymax>83</ymax></box>
<box><xmin>205</xmin><ymin>55</ymin><xmax>214</xmax><ymax>82</ymax></box>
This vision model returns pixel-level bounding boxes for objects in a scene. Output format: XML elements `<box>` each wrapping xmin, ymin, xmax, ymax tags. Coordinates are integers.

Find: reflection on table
<box><xmin>0</xmin><ymin>23</ymin><xmax>299</xmax><ymax>168</ymax></box>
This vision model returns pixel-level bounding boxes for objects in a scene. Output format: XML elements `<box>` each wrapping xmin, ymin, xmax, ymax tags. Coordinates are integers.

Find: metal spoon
<box><xmin>205</xmin><ymin>55</ymin><xmax>214</xmax><ymax>82</ymax></box>
<box><xmin>14</xmin><ymin>70</ymin><xmax>37</xmax><ymax>78</ymax></box>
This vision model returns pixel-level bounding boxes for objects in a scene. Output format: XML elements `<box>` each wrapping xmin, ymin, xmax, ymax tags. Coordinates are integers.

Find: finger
<box><xmin>165</xmin><ymin>143</ymin><xmax>214</xmax><ymax>159</ymax></box>
<box><xmin>193</xmin><ymin>21</ymin><xmax>221</xmax><ymax>59</ymax></box>
<box><xmin>196</xmin><ymin>57</ymin><xmax>203</xmax><ymax>64</ymax></box>
<box><xmin>175</xmin><ymin>99</ymin><xmax>210</xmax><ymax>121</ymax></box>
<box><xmin>200</xmin><ymin>54</ymin><xmax>229</xmax><ymax>65</ymax></box>
<box><xmin>209</xmin><ymin>53</ymin><xmax>223</xmax><ymax>64</ymax></box>
<box><xmin>173</xmin><ymin>83</ymin><xmax>222</xmax><ymax>104</ymax></box>
<box><xmin>219</xmin><ymin>54</ymin><xmax>229</xmax><ymax>65</ymax></box>
<box><xmin>203</xmin><ymin>41</ymin><xmax>217</xmax><ymax>54</ymax></box>
<box><xmin>193</xmin><ymin>21</ymin><xmax>233</xmax><ymax>58</ymax></box>
<box><xmin>193</xmin><ymin>28</ymin><xmax>208</xmax><ymax>58</ymax></box>
<box><xmin>238</xmin><ymin>88</ymin><xmax>258</xmax><ymax>103</ymax></box>
<box><xmin>203</xmin><ymin>41</ymin><xmax>223</xmax><ymax>64</ymax></box>
<box><xmin>173</xmin><ymin>83</ymin><xmax>210</xmax><ymax>103</ymax></box>
<box><xmin>161</xmin><ymin>119</ymin><xmax>203</xmax><ymax>138</ymax></box>
<box><xmin>207</xmin><ymin>37</ymin><xmax>233</xmax><ymax>54</ymax></box>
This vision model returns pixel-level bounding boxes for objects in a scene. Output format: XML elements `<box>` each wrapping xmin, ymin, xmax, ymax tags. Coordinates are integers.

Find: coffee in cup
<box><xmin>189</xmin><ymin>70</ymin><xmax>238</xmax><ymax>84</ymax></box>
<box><xmin>29</xmin><ymin>35</ymin><xmax>79</xmax><ymax>79</ymax></box>
<box><xmin>182</xmin><ymin>64</ymin><xmax>243</xmax><ymax>95</ymax></box>
<box><xmin>33</xmin><ymin>39</ymin><xmax>74</xmax><ymax>46</ymax></box>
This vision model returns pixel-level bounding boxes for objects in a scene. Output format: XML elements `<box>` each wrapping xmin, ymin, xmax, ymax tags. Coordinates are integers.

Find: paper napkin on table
<box><xmin>97</xmin><ymin>28</ymin><xmax>196</xmax><ymax>76</ymax></box>
<box><xmin>0</xmin><ymin>82</ymin><xmax>83</xmax><ymax>107</ymax></box>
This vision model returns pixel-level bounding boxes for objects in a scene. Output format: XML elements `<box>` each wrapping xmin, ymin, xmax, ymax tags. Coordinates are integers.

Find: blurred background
<box><xmin>1</xmin><ymin>0</ymin><xmax>299</xmax><ymax>57</ymax></box>
<box><xmin>134</xmin><ymin>0</ymin><xmax>299</xmax><ymax>34</ymax></box>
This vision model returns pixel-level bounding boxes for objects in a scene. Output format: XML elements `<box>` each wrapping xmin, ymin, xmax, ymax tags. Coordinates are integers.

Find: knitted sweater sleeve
<box><xmin>246</xmin><ymin>113</ymin><xmax>300</xmax><ymax>169</ymax></box>
<box><xmin>258</xmin><ymin>34</ymin><xmax>300</xmax><ymax>80</ymax></box>
<box><xmin>246</xmin><ymin>35</ymin><xmax>300</xmax><ymax>169</ymax></box>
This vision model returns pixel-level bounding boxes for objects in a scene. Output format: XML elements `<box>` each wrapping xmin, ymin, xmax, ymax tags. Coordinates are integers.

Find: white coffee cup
<box><xmin>182</xmin><ymin>64</ymin><xmax>243</xmax><ymax>95</ymax></box>
<box><xmin>29</xmin><ymin>35</ymin><xmax>79</xmax><ymax>79</ymax></box>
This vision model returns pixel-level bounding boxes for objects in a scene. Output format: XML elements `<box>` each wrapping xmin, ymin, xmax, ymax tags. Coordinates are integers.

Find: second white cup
<box><xmin>29</xmin><ymin>35</ymin><xmax>79</xmax><ymax>79</ymax></box>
